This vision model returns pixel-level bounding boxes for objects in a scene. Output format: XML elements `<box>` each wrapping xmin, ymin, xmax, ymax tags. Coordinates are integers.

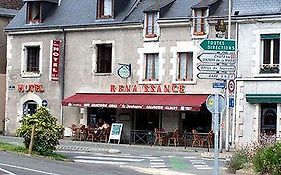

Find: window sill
<box><xmin>144</xmin><ymin>35</ymin><xmax>159</xmax><ymax>42</ymax></box>
<box><xmin>254</xmin><ymin>73</ymin><xmax>281</xmax><ymax>78</ymax></box>
<box><xmin>26</xmin><ymin>19</ymin><xmax>42</xmax><ymax>25</ymax></box>
<box><xmin>172</xmin><ymin>80</ymin><xmax>196</xmax><ymax>85</ymax></box>
<box><xmin>93</xmin><ymin>72</ymin><xmax>113</xmax><ymax>76</ymax></box>
<box><xmin>192</xmin><ymin>33</ymin><xmax>207</xmax><ymax>39</ymax></box>
<box><xmin>21</xmin><ymin>72</ymin><xmax>41</xmax><ymax>78</ymax></box>
<box><xmin>138</xmin><ymin>79</ymin><xmax>161</xmax><ymax>85</ymax></box>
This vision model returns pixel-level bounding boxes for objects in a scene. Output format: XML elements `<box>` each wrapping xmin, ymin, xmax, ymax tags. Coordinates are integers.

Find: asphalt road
<box><xmin>57</xmin><ymin>148</ymin><xmax>227</xmax><ymax>175</ymax></box>
<box><xmin>0</xmin><ymin>151</ymin><xmax>151</xmax><ymax>175</ymax></box>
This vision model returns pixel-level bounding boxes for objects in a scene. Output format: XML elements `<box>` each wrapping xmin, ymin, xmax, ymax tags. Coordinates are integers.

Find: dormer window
<box><xmin>97</xmin><ymin>0</ymin><xmax>113</xmax><ymax>19</ymax></box>
<box><xmin>144</xmin><ymin>12</ymin><xmax>158</xmax><ymax>38</ymax></box>
<box><xmin>193</xmin><ymin>9</ymin><xmax>207</xmax><ymax>35</ymax></box>
<box><xmin>27</xmin><ymin>2</ymin><xmax>42</xmax><ymax>23</ymax></box>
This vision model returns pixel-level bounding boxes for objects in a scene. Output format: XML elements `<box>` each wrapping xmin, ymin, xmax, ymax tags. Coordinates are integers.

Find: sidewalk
<box><xmin>0</xmin><ymin>135</ymin><xmax>233</xmax><ymax>159</ymax></box>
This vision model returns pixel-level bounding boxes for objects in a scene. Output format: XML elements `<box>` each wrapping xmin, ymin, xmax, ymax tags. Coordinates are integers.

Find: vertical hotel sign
<box><xmin>50</xmin><ymin>40</ymin><xmax>61</xmax><ymax>81</ymax></box>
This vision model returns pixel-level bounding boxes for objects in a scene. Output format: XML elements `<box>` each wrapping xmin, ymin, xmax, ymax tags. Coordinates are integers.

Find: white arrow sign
<box><xmin>197</xmin><ymin>73</ymin><xmax>235</xmax><ymax>80</ymax></box>
<box><xmin>197</xmin><ymin>64</ymin><xmax>236</xmax><ymax>72</ymax></box>
<box><xmin>198</xmin><ymin>53</ymin><xmax>236</xmax><ymax>64</ymax></box>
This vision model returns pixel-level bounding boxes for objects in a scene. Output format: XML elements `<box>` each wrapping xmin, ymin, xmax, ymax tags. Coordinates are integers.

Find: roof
<box><xmin>6</xmin><ymin>0</ymin><xmax>230</xmax><ymax>31</ymax></box>
<box><xmin>233</xmin><ymin>0</ymin><xmax>281</xmax><ymax>16</ymax></box>
<box><xmin>0</xmin><ymin>7</ymin><xmax>18</xmax><ymax>17</ymax></box>
<box><xmin>192</xmin><ymin>0</ymin><xmax>221</xmax><ymax>9</ymax></box>
<box><xmin>0</xmin><ymin>0</ymin><xmax>23</xmax><ymax>10</ymax></box>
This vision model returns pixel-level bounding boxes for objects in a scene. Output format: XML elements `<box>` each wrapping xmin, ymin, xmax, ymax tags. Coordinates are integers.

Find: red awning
<box><xmin>62</xmin><ymin>93</ymin><xmax>208</xmax><ymax>111</ymax></box>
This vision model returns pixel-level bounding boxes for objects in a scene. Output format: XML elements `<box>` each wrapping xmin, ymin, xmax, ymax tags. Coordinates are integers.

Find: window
<box><xmin>177</xmin><ymin>52</ymin><xmax>193</xmax><ymax>81</ymax></box>
<box><xmin>261</xmin><ymin>104</ymin><xmax>277</xmax><ymax>135</ymax></box>
<box><xmin>145</xmin><ymin>12</ymin><xmax>158</xmax><ymax>38</ymax></box>
<box><xmin>260</xmin><ymin>34</ymin><xmax>280</xmax><ymax>74</ymax></box>
<box><xmin>144</xmin><ymin>53</ymin><xmax>159</xmax><ymax>81</ymax></box>
<box><xmin>26</xmin><ymin>46</ymin><xmax>40</xmax><ymax>73</ymax></box>
<box><xmin>96</xmin><ymin>44</ymin><xmax>112</xmax><ymax>73</ymax></box>
<box><xmin>27</xmin><ymin>2</ymin><xmax>42</xmax><ymax>23</ymax></box>
<box><xmin>23</xmin><ymin>100</ymin><xmax>37</xmax><ymax>115</ymax></box>
<box><xmin>97</xmin><ymin>0</ymin><xmax>113</xmax><ymax>19</ymax></box>
<box><xmin>193</xmin><ymin>9</ymin><xmax>207</xmax><ymax>35</ymax></box>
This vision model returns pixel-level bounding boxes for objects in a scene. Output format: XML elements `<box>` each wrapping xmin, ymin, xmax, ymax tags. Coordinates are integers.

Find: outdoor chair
<box><xmin>99</xmin><ymin>127</ymin><xmax>111</xmax><ymax>143</ymax></box>
<box><xmin>70</xmin><ymin>124</ymin><xmax>79</xmax><ymax>141</ymax></box>
<box><xmin>191</xmin><ymin>129</ymin><xmax>202</xmax><ymax>147</ymax></box>
<box><xmin>168</xmin><ymin>128</ymin><xmax>180</xmax><ymax>147</ymax></box>
<box><xmin>87</xmin><ymin>126</ymin><xmax>96</xmax><ymax>142</ymax></box>
<box><xmin>79</xmin><ymin>125</ymin><xmax>87</xmax><ymax>141</ymax></box>
<box><xmin>153</xmin><ymin>128</ymin><xmax>166</xmax><ymax>146</ymax></box>
<box><xmin>201</xmin><ymin>130</ymin><xmax>214</xmax><ymax>150</ymax></box>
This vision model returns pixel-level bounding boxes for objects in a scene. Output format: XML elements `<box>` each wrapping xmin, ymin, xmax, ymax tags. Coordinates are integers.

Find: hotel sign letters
<box><xmin>17</xmin><ymin>83</ymin><xmax>44</xmax><ymax>93</ymax></box>
<box><xmin>50</xmin><ymin>40</ymin><xmax>61</xmax><ymax>81</ymax></box>
<box><xmin>110</xmin><ymin>84</ymin><xmax>185</xmax><ymax>93</ymax></box>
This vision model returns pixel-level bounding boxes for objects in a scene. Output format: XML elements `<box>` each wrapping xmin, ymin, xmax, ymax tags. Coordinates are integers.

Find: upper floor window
<box><xmin>96</xmin><ymin>44</ymin><xmax>112</xmax><ymax>73</ymax></box>
<box><xmin>27</xmin><ymin>2</ymin><xmax>42</xmax><ymax>23</ymax></box>
<box><xmin>26</xmin><ymin>46</ymin><xmax>40</xmax><ymax>73</ymax></box>
<box><xmin>193</xmin><ymin>9</ymin><xmax>207</xmax><ymax>35</ymax></box>
<box><xmin>177</xmin><ymin>52</ymin><xmax>193</xmax><ymax>81</ymax></box>
<box><xmin>144</xmin><ymin>12</ymin><xmax>158</xmax><ymax>38</ymax></box>
<box><xmin>260</xmin><ymin>34</ymin><xmax>280</xmax><ymax>74</ymax></box>
<box><xmin>97</xmin><ymin>0</ymin><xmax>113</xmax><ymax>19</ymax></box>
<box><xmin>144</xmin><ymin>53</ymin><xmax>159</xmax><ymax>81</ymax></box>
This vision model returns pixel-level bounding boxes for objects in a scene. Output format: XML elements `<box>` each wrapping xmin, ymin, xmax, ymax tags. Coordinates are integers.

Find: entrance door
<box><xmin>261</xmin><ymin>103</ymin><xmax>277</xmax><ymax>135</ymax></box>
<box><xmin>23</xmin><ymin>100</ymin><xmax>38</xmax><ymax>115</ymax></box>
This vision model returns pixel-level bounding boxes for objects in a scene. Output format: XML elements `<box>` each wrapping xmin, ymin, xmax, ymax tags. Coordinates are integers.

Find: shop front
<box><xmin>62</xmin><ymin>92</ymin><xmax>211</xmax><ymax>144</ymax></box>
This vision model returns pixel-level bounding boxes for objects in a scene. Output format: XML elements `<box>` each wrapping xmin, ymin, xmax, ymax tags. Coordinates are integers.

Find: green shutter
<box><xmin>261</xmin><ymin>34</ymin><xmax>280</xmax><ymax>40</ymax></box>
<box><xmin>246</xmin><ymin>94</ymin><xmax>281</xmax><ymax>103</ymax></box>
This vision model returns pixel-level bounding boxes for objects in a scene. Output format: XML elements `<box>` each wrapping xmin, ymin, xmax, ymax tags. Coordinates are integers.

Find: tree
<box><xmin>17</xmin><ymin>107</ymin><xmax>64</xmax><ymax>155</ymax></box>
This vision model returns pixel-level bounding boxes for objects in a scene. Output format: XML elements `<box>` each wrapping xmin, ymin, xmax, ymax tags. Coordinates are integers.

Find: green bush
<box><xmin>16</xmin><ymin>107</ymin><xmax>64</xmax><ymax>156</ymax></box>
<box><xmin>252</xmin><ymin>142</ymin><xmax>281</xmax><ymax>175</ymax></box>
<box><xmin>226</xmin><ymin>147</ymin><xmax>250</xmax><ymax>173</ymax></box>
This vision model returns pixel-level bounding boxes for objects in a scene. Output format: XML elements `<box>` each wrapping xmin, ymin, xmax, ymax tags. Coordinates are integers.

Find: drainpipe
<box><xmin>60</xmin><ymin>27</ymin><xmax>66</xmax><ymax>125</ymax></box>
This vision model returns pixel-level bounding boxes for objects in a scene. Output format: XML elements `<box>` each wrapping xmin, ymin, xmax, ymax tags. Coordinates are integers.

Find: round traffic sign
<box><xmin>228</xmin><ymin>80</ymin><xmax>235</xmax><ymax>93</ymax></box>
<box><xmin>206</xmin><ymin>94</ymin><xmax>226</xmax><ymax>113</ymax></box>
<box><xmin>42</xmin><ymin>100</ymin><xmax>48</xmax><ymax>107</ymax></box>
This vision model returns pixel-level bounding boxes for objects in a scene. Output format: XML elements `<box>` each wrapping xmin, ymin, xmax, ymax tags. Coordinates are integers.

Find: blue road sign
<box><xmin>213</xmin><ymin>82</ymin><xmax>226</xmax><ymax>89</ymax></box>
<box><xmin>229</xmin><ymin>97</ymin><xmax>234</xmax><ymax>108</ymax></box>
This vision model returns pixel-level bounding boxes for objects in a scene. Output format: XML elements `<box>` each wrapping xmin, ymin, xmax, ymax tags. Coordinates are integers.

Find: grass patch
<box><xmin>0</xmin><ymin>141</ymin><xmax>69</xmax><ymax>161</ymax></box>
<box><xmin>0</xmin><ymin>141</ymin><xmax>27</xmax><ymax>153</ymax></box>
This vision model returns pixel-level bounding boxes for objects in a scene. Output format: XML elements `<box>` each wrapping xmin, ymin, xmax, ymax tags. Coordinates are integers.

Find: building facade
<box><xmin>5</xmin><ymin>0</ymin><xmax>234</xmax><ymax>144</ymax></box>
<box><xmin>234</xmin><ymin>0</ymin><xmax>281</xmax><ymax>145</ymax></box>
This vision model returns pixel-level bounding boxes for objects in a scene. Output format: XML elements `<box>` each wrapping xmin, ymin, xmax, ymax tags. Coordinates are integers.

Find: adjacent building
<box><xmin>233</xmin><ymin>0</ymin><xmax>281</xmax><ymax>145</ymax></box>
<box><xmin>0</xmin><ymin>0</ymin><xmax>23</xmax><ymax>134</ymax></box>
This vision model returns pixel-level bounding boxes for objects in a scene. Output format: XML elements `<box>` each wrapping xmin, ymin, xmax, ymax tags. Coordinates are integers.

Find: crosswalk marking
<box><xmin>150</xmin><ymin>159</ymin><xmax>164</xmax><ymax>162</ymax></box>
<box><xmin>74</xmin><ymin>159</ymin><xmax>126</xmax><ymax>165</ymax></box>
<box><xmin>189</xmin><ymin>159</ymin><xmax>212</xmax><ymax>170</ymax></box>
<box><xmin>74</xmin><ymin>156</ymin><xmax>144</xmax><ymax>162</ymax></box>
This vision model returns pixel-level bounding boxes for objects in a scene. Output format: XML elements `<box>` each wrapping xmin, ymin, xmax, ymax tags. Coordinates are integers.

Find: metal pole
<box><xmin>225</xmin><ymin>84</ymin><xmax>230</xmax><ymax>151</ymax></box>
<box><xmin>228</xmin><ymin>0</ymin><xmax>231</xmax><ymax>39</ymax></box>
<box><xmin>29</xmin><ymin>125</ymin><xmax>35</xmax><ymax>155</ymax></box>
<box><xmin>214</xmin><ymin>93</ymin><xmax>219</xmax><ymax>175</ymax></box>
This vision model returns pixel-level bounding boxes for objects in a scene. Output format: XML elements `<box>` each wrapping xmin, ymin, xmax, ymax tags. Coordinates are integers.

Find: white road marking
<box><xmin>150</xmin><ymin>162</ymin><xmax>165</xmax><ymax>165</ymax></box>
<box><xmin>0</xmin><ymin>163</ymin><xmax>61</xmax><ymax>175</ymax></box>
<box><xmin>74</xmin><ymin>156</ymin><xmax>144</xmax><ymax>162</ymax></box>
<box><xmin>184</xmin><ymin>156</ymin><xmax>197</xmax><ymax>159</ymax></box>
<box><xmin>74</xmin><ymin>159</ymin><xmax>126</xmax><ymax>165</ymax></box>
<box><xmin>150</xmin><ymin>159</ymin><xmax>164</xmax><ymax>162</ymax></box>
<box><xmin>150</xmin><ymin>164</ymin><xmax>167</xmax><ymax>168</ymax></box>
<box><xmin>0</xmin><ymin>167</ymin><xmax>16</xmax><ymax>175</ymax></box>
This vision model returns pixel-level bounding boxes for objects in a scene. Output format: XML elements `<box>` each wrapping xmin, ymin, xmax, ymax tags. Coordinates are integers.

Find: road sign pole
<box><xmin>214</xmin><ymin>93</ymin><xmax>219</xmax><ymax>175</ymax></box>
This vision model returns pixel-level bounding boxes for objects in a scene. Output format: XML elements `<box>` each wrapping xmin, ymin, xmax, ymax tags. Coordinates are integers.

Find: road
<box><xmin>0</xmin><ymin>151</ymin><xmax>151</xmax><ymax>175</ymax></box>
<box><xmin>57</xmin><ymin>147</ymin><xmax>227</xmax><ymax>175</ymax></box>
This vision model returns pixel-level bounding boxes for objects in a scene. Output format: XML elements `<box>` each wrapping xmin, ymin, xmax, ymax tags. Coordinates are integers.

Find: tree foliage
<box><xmin>16</xmin><ymin>107</ymin><xmax>64</xmax><ymax>155</ymax></box>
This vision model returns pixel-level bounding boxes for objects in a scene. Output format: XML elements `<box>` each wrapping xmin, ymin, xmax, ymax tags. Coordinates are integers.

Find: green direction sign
<box><xmin>200</xmin><ymin>39</ymin><xmax>236</xmax><ymax>51</ymax></box>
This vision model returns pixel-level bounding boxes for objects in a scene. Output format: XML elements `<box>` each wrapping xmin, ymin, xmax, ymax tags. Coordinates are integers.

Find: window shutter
<box><xmin>261</xmin><ymin>34</ymin><xmax>280</xmax><ymax>40</ymax></box>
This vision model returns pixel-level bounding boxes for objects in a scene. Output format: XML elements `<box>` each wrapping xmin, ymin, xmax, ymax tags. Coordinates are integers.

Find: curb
<box><xmin>56</xmin><ymin>145</ymin><xmax>121</xmax><ymax>154</ymax></box>
<box><xmin>201</xmin><ymin>152</ymin><xmax>233</xmax><ymax>160</ymax></box>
